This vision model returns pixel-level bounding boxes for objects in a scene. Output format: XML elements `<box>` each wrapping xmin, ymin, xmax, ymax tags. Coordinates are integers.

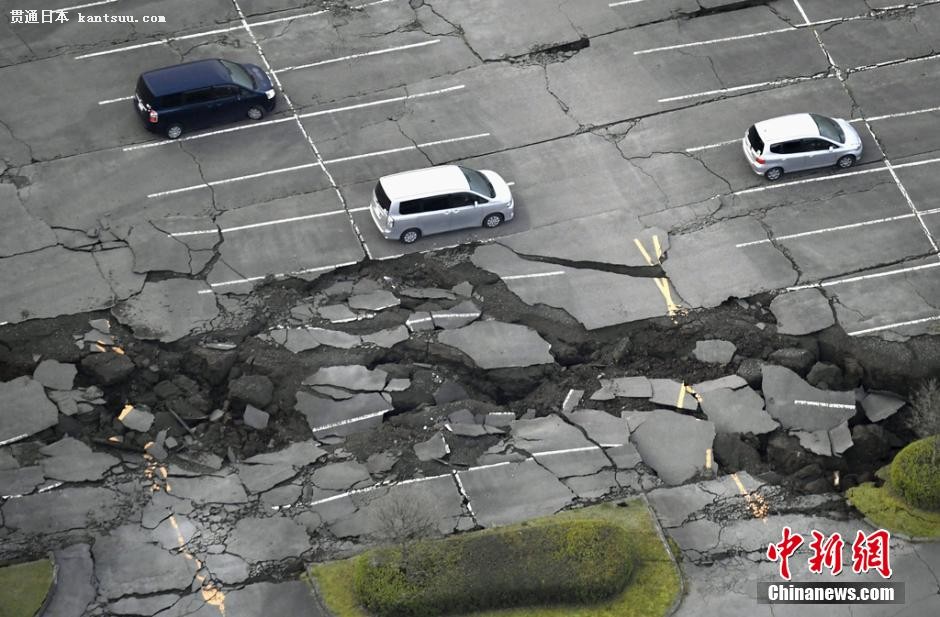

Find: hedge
<box><xmin>889</xmin><ymin>436</ymin><xmax>940</xmax><ymax>511</ymax></box>
<box><xmin>353</xmin><ymin>519</ymin><xmax>636</xmax><ymax>617</ymax></box>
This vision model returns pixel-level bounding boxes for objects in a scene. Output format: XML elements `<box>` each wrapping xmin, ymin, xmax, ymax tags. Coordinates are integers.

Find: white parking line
<box><xmin>868</xmin><ymin>104</ymin><xmax>940</xmax><ymax>122</ymax></box>
<box><xmin>791</xmin><ymin>0</ymin><xmax>811</xmax><ymax>24</ymax></box>
<box><xmin>123</xmin><ymin>85</ymin><xmax>465</xmax><ymax>151</ymax></box>
<box><xmin>0</xmin><ymin>433</ymin><xmax>28</xmax><ymax>447</ymax></box>
<box><xmin>848</xmin><ymin>315</ymin><xmax>940</xmax><ymax>336</ymax></box>
<box><xmin>502</xmin><ymin>271</ymin><xmax>566</xmax><ymax>281</ymax></box>
<box><xmin>321</xmin><ymin>133</ymin><xmax>491</xmax><ymax>165</ymax></box>
<box><xmin>75</xmin><ymin>0</ymin><xmax>392</xmax><ymax>59</ymax></box>
<box><xmin>308</xmin><ymin>409</ymin><xmax>390</xmax><ymax>434</ymax></box>
<box><xmin>787</xmin><ymin>261</ymin><xmax>940</xmax><ymax>291</ymax></box>
<box><xmin>198</xmin><ymin>259</ymin><xmax>360</xmax><ymax>292</ymax></box>
<box><xmin>275</xmin><ymin>40</ymin><xmax>440</xmax><ymax>73</ymax></box>
<box><xmin>636</xmin><ymin>27</ymin><xmax>796</xmax><ymax>55</ymax></box>
<box><xmin>57</xmin><ymin>0</ymin><xmax>118</xmax><ymax>11</ymax></box>
<box><xmin>609</xmin><ymin>0</ymin><xmax>647</xmax><ymax>6</ymax></box>
<box><xmin>169</xmin><ymin>207</ymin><xmax>369</xmax><ymax>237</ymax></box>
<box><xmin>794</xmin><ymin>400</ymin><xmax>855</xmax><ymax>410</ymax></box>
<box><xmin>736</xmin><ymin>207</ymin><xmax>940</xmax><ymax>247</ymax></box>
<box><xmin>147</xmin><ymin>162</ymin><xmax>321</xmax><ymax>198</ymax></box>
<box><xmin>659</xmin><ymin>73</ymin><xmax>829</xmax><ymax>103</ymax></box>
<box><xmin>98</xmin><ymin>95</ymin><xmax>134</xmax><ymax>105</ymax></box>
<box><xmin>685</xmin><ymin>138</ymin><xmax>738</xmax><ymax>153</ymax></box>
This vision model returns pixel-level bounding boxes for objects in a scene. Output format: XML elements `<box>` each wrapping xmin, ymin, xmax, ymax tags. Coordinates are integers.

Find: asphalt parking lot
<box><xmin>2</xmin><ymin>0</ymin><xmax>940</xmax><ymax>337</ymax></box>
<box><xmin>3</xmin><ymin>2</ymin><xmax>940</xmax><ymax>615</ymax></box>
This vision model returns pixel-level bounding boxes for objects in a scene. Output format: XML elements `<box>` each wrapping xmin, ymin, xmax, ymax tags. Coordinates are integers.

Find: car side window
<box><xmin>398</xmin><ymin>199</ymin><xmax>424</xmax><ymax>216</ymax></box>
<box><xmin>769</xmin><ymin>141</ymin><xmax>801</xmax><ymax>155</ymax></box>
<box><xmin>184</xmin><ymin>88</ymin><xmax>215</xmax><ymax>104</ymax></box>
<box><xmin>803</xmin><ymin>138</ymin><xmax>833</xmax><ymax>151</ymax></box>
<box><xmin>448</xmin><ymin>193</ymin><xmax>478</xmax><ymax>208</ymax></box>
<box><xmin>213</xmin><ymin>85</ymin><xmax>239</xmax><ymax>99</ymax></box>
<box><xmin>422</xmin><ymin>196</ymin><xmax>452</xmax><ymax>212</ymax></box>
<box><xmin>158</xmin><ymin>93</ymin><xmax>184</xmax><ymax>108</ymax></box>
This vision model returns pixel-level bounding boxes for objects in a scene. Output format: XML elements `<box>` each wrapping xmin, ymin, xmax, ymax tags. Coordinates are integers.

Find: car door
<box><xmin>209</xmin><ymin>85</ymin><xmax>242</xmax><ymax>123</ymax></box>
<box><xmin>445</xmin><ymin>192</ymin><xmax>480</xmax><ymax>231</ymax></box>
<box><xmin>769</xmin><ymin>140</ymin><xmax>805</xmax><ymax>171</ymax></box>
<box><xmin>419</xmin><ymin>196</ymin><xmax>453</xmax><ymax>235</ymax></box>
<box><xmin>800</xmin><ymin>138</ymin><xmax>838</xmax><ymax>169</ymax></box>
<box><xmin>180</xmin><ymin>88</ymin><xmax>217</xmax><ymax>129</ymax></box>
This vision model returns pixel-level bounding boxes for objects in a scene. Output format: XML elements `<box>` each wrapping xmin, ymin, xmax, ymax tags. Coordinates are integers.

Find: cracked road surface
<box><xmin>2</xmin><ymin>0</ymin><xmax>940</xmax><ymax>615</ymax></box>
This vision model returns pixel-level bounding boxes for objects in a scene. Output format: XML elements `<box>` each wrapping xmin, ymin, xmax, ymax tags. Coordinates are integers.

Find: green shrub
<box><xmin>0</xmin><ymin>558</ymin><xmax>54</xmax><ymax>617</ymax></box>
<box><xmin>353</xmin><ymin>519</ymin><xmax>636</xmax><ymax>617</ymax></box>
<box><xmin>890</xmin><ymin>436</ymin><xmax>940</xmax><ymax>511</ymax></box>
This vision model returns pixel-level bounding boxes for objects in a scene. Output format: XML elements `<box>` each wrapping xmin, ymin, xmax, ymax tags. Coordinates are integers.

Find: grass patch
<box><xmin>889</xmin><ymin>436</ymin><xmax>940</xmax><ymax>511</ymax></box>
<box><xmin>308</xmin><ymin>500</ymin><xmax>680</xmax><ymax>617</ymax></box>
<box><xmin>0</xmin><ymin>558</ymin><xmax>54</xmax><ymax>617</ymax></box>
<box><xmin>847</xmin><ymin>482</ymin><xmax>940</xmax><ymax>539</ymax></box>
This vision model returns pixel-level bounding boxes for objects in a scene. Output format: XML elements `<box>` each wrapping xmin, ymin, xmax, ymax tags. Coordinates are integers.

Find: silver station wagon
<box><xmin>743</xmin><ymin>113</ymin><xmax>863</xmax><ymax>181</ymax></box>
<box><xmin>370</xmin><ymin>165</ymin><xmax>514</xmax><ymax>244</ymax></box>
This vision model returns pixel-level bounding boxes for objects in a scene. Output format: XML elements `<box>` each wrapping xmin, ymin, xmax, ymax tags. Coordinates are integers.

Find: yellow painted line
<box><xmin>634</xmin><ymin>238</ymin><xmax>655</xmax><ymax>266</ymax></box>
<box><xmin>705</xmin><ymin>448</ymin><xmax>713</xmax><ymax>470</ymax></box>
<box><xmin>634</xmin><ymin>236</ymin><xmax>684</xmax><ymax>318</ymax></box>
<box><xmin>676</xmin><ymin>383</ymin><xmax>687</xmax><ymax>409</ymax></box>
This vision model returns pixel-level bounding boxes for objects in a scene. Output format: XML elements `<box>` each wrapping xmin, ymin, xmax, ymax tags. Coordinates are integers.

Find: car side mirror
<box><xmin>474</xmin><ymin>201</ymin><xmax>480</xmax><ymax>206</ymax></box>
<box><xmin>829</xmin><ymin>146</ymin><xmax>835</xmax><ymax>150</ymax></box>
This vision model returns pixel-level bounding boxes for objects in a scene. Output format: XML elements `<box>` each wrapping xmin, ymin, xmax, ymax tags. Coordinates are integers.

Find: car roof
<box><xmin>754</xmin><ymin>113</ymin><xmax>821</xmax><ymax>143</ymax></box>
<box><xmin>141</xmin><ymin>59</ymin><xmax>230</xmax><ymax>96</ymax></box>
<box><xmin>379</xmin><ymin>165</ymin><xmax>470</xmax><ymax>201</ymax></box>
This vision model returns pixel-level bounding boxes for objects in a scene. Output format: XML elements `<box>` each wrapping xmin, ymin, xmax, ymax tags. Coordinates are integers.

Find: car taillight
<box><xmin>756</xmin><ymin>156</ymin><xmax>765</xmax><ymax>164</ymax></box>
<box><xmin>148</xmin><ymin>109</ymin><xmax>158</xmax><ymax>123</ymax></box>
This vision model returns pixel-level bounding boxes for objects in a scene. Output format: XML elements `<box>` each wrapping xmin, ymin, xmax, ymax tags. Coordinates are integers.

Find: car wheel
<box><xmin>247</xmin><ymin>106</ymin><xmax>264</xmax><ymax>121</ymax></box>
<box><xmin>482</xmin><ymin>213</ymin><xmax>504</xmax><ymax>228</ymax></box>
<box><xmin>764</xmin><ymin>167</ymin><xmax>783</xmax><ymax>181</ymax></box>
<box><xmin>837</xmin><ymin>154</ymin><xmax>856</xmax><ymax>169</ymax></box>
<box><xmin>166</xmin><ymin>124</ymin><xmax>183</xmax><ymax>139</ymax></box>
<box><xmin>400</xmin><ymin>229</ymin><xmax>421</xmax><ymax>244</ymax></box>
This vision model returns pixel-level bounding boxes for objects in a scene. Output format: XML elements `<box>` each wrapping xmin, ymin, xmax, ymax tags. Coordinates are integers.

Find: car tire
<box><xmin>482</xmin><ymin>213</ymin><xmax>504</xmax><ymax>228</ymax></box>
<box><xmin>400</xmin><ymin>229</ymin><xmax>421</xmax><ymax>244</ymax></box>
<box><xmin>166</xmin><ymin>124</ymin><xmax>183</xmax><ymax>139</ymax></box>
<box><xmin>837</xmin><ymin>154</ymin><xmax>856</xmax><ymax>169</ymax></box>
<box><xmin>765</xmin><ymin>167</ymin><xmax>783</xmax><ymax>181</ymax></box>
<box><xmin>247</xmin><ymin>106</ymin><xmax>264</xmax><ymax>121</ymax></box>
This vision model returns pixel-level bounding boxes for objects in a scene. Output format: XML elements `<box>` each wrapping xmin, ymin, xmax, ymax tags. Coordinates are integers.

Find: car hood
<box><xmin>480</xmin><ymin>170</ymin><xmax>512</xmax><ymax>203</ymax></box>
<box><xmin>244</xmin><ymin>63</ymin><xmax>273</xmax><ymax>91</ymax></box>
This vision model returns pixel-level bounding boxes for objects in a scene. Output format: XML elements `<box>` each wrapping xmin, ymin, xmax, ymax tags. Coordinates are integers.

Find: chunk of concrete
<box><xmin>112</xmin><ymin>278</ymin><xmax>219</xmax><ymax>342</ymax></box>
<box><xmin>243</xmin><ymin>441</ymin><xmax>326</xmax><ymax>467</ymax></box>
<box><xmin>631</xmin><ymin>410</ymin><xmax>716</xmax><ymax>485</ymax></box>
<box><xmin>693</xmin><ymin>339</ymin><xmax>737</xmax><ymax>365</ymax></box>
<box><xmin>304</xmin><ymin>365</ymin><xmax>388</xmax><ymax>392</ymax></box>
<box><xmin>229</xmin><ymin>374</ymin><xmax>274</xmax><ymax>408</ymax></box>
<box><xmin>414</xmin><ymin>432</ymin><xmax>450</xmax><ymax>461</ymax></box>
<box><xmin>437</xmin><ymin>321</ymin><xmax>554</xmax><ymax>369</ymax></box>
<box><xmin>243</xmin><ymin>405</ymin><xmax>270</xmax><ymax>430</ymax></box>
<box><xmin>650</xmin><ymin>379</ymin><xmax>699</xmax><ymax>411</ymax></box>
<box><xmin>0</xmin><ymin>376</ymin><xmax>59</xmax><ymax>443</ymax></box>
<box><xmin>598</xmin><ymin>376</ymin><xmax>653</xmax><ymax>399</ymax></box>
<box><xmin>860</xmin><ymin>391</ymin><xmax>906</xmax><ymax>422</ymax></box>
<box><xmin>762</xmin><ymin>365</ymin><xmax>855</xmax><ymax>432</ymax></box>
<box><xmin>362</xmin><ymin>325</ymin><xmax>410</xmax><ymax>348</ymax></box>
<box><xmin>119</xmin><ymin>405</ymin><xmax>154</xmax><ymax>432</ymax></box>
<box><xmin>44</xmin><ymin>544</ymin><xmax>97</xmax><ymax>617</ymax></box>
<box><xmin>312</xmin><ymin>461</ymin><xmax>372</xmax><ymax>490</ymax></box>
<box><xmin>347</xmin><ymin>290</ymin><xmax>400</xmax><ymax>311</ymax></box>
<box><xmin>457</xmin><ymin>460</ymin><xmax>575</xmax><ymax>527</ymax></box>
<box><xmin>431</xmin><ymin>300</ymin><xmax>481</xmax><ymax>329</ymax></box>
<box><xmin>770</xmin><ymin>289</ymin><xmax>835</xmax><ymax>335</ymax></box>
<box><xmin>33</xmin><ymin>359</ymin><xmax>77</xmax><ymax>390</ymax></box>
<box><xmin>227</xmin><ymin>517</ymin><xmax>311</xmax><ymax>563</ymax></box>
<box><xmin>699</xmin><ymin>387</ymin><xmax>779</xmax><ymax>435</ymax></box>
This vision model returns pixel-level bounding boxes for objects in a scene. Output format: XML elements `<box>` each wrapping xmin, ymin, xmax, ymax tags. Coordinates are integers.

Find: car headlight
<box><xmin>265</xmin><ymin>89</ymin><xmax>276</xmax><ymax>100</ymax></box>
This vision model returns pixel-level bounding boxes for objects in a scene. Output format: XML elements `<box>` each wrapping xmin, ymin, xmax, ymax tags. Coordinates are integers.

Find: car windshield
<box><xmin>221</xmin><ymin>60</ymin><xmax>255</xmax><ymax>90</ymax></box>
<box><xmin>459</xmin><ymin>166</ymin><xmax>495</xmax><ymax>198</ymax></box>
<box><xmin>811</xmin><ymin>114</ymin><xmax>844</xmax><ymax>144</ymax></box>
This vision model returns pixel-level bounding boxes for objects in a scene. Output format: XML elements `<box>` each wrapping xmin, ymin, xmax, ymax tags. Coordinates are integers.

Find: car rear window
<box><xmin>136</xmin><ymin>76</ymin><xmax>156</xmax><ymax>105</ymax></box>
<box><xmin>460</xmin><ymin>167</ymin><xmax>495</xmax><ymax>198</ymax></box>
<box><xmin>374</xmin><ymin>181</ymin><xmax>391</xmax><ymax>211</ymax></box>
<box><xmin>810</xmin><ymin>114</ymin><xmax>844</xmax><ymax>144</ymax></box>
<box><xmin>746</xmin><ymin>125</ymin><xmax>764</xmax><ymax>154</ymax></box>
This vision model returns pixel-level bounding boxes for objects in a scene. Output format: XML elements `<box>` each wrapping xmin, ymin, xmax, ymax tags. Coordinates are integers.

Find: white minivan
<box><xmin>369</xmin><ymin>165</ymin><xmax>514</xmax><ymax>244</ymax></box>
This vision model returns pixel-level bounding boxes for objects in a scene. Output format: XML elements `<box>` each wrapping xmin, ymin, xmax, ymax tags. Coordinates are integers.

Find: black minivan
<box><xmin>134</xmin><ymin>58</ymin><xmax>277</xmax><ymax>139</ymax></box>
